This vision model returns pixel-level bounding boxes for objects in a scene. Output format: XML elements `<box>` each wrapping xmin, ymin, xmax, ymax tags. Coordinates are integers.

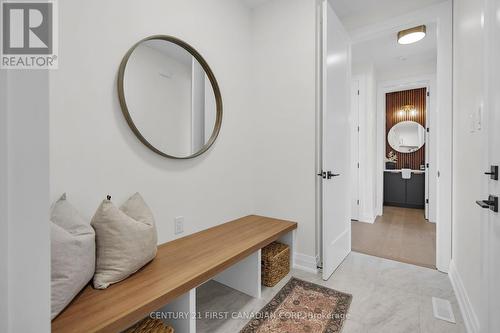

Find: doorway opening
<box><xmin>317</xmin><ymin>0</ymin><xmax>452</xmax><ymax>276</ymax></box>
<box><xmin>331</xmin><ymin>3</ymin><xmax>451</xmax><ymax>271</ymax></box>
<box><xmin>352</xmin><ymin>86</ymin><xmax>437</xmax><ymax>269</ymax></box>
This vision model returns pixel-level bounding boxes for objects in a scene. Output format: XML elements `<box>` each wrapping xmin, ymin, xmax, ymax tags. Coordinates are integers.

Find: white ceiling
<box><xmin>242</xmin><ymin>0</ymin><xmax>447</xmax><ymax>26</ymax></box>
<box><xmin>352</xmin><ymin>22</ymin><xmax>437</xmax><ymax>74</ymax></box>
<box><xmin>330</xmin><ymin>0</ymin><xmax>447</xmax><ymax>30</ymax></box>
<box><xmin>241</xmin><ymin>0</ymin><xmax>271</xmax><ymax>9</ymax></box>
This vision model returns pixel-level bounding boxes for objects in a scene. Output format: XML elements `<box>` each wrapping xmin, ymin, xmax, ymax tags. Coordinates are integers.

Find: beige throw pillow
<box><xmin>91</xmin><ymin>193</ymin><xmax>158</xmax><ymax>289</ymax></box>
<box><xmin>50</xmin><ymin>194</ymin><xmax>95</xmax><ymax>319</ymax></box>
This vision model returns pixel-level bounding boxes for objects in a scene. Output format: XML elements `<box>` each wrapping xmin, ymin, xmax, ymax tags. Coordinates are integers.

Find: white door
<box><xmin>482</xmin><ymin>0</ymin><xmax>500</xmax><ymax>330</ymax></box>
<box><xmin>321</xmin><ymin>1</ymin><xmax>351</xmax><ymax>281</ymax></box>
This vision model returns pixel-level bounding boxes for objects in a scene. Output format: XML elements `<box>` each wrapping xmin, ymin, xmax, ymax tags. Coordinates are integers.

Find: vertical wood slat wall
<box><xmin>386</xmin><ymin>88</ymin><xmax>426</xmax><ymax>170</ymax></box>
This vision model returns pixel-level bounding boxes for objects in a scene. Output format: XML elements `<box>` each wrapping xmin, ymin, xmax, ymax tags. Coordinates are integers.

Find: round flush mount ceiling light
<box><xmin>397</xmin><ymin>25</ymin><xmax>426</xmax><ymax>44</ymax></box>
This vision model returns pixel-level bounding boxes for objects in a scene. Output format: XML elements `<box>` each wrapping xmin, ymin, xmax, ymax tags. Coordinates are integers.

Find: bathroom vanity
<box><xmin>383</xmin><ymin>170</ymin><xmax>425</xmax><ymax>208</ymax></box>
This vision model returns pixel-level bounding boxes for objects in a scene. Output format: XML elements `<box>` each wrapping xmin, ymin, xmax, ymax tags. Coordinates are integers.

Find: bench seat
<box><xmin>51</xmin><ymin>215</ymin><xmax>297</xmax><ymax>333</ymax></box>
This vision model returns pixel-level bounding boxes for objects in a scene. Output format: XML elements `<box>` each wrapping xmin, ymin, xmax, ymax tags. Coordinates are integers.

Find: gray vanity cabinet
<box><xmin>384</xmin><ymin>172</ymin><xmax>406</xmax><ymax>205</ymax></box>
<box><xmin>384</xmin><ymin>172</ymin><xmax>425</xmax><ymax>209</ymax></box>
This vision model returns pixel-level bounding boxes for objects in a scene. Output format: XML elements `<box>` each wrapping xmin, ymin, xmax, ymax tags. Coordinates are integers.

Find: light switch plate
<box><xmin>174</xmin><ymin>216</ymin><xmax>184</xmax><ymax>235</ymax></box>
<box><xmin>469</xmin><ymin>113</ymin><xmax>476</xmax><ymax>133</ymax></box>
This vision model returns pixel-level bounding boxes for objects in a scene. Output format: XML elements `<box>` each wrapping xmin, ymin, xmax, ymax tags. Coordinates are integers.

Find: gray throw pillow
<box><xmin>91</xmin><ymin>193</ymin><xmax>157</xmax><ymax>289</ymax></box>
<box><xmin>50</xmin><ymin>194</ymin><xmax>95</xmax><ymax>319</ymax></box>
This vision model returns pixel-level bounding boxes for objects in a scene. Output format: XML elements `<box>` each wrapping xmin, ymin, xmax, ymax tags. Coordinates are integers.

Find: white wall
<box><xmin>50</xmin><ymin>0</ymin><xmax>320</xmax><ymax>291</ymax></box>
<box><xmin>6</xmin><ymin>71</ymin><xmax>51</xmax><ymax>332</ymax></box>
<box><xmin>49</xmin><ymin>0</ymin><xmax>255</xmax><ymax>245</ymax></box>
<box><xmin>351</xmin><ymin>64</ymin><xmax>377</xmax><ymax>222</ymax></box>
<box><xmin>0</xmin><ymin>70</ymin><xmax>8</xmax><ymax>333</ymax></box>
<box><xmin>377</xmin><ymin>59</ymin><xmax>436</xmax><ymax>83</ymax></box>
<box><xmin>451</xmin><ymin>0</ymin><xmax>485</xmax><ymax>328</ymax></box>
<box><xmin>250</xmin><ymin>0</ymin><xmax>318</xmax><ymax>263</ymax></box>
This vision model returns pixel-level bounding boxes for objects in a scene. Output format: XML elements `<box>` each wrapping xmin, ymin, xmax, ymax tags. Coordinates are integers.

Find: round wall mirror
<box><xmin>388</xmin><ymin>121</ymin><xmax>425</xmax><ymax>153</ymax></box>
<box><xmin>118</xmin><ymin>35</ymin><xmax>222</xmax><ymax>159</ymax></box>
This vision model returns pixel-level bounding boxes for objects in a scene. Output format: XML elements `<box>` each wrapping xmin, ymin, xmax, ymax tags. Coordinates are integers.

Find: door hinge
<box><xmin>427</xmin><ymin>91</ymin><xmax>430</xmax><ymax>97</ymax></box>
<box><xmin>357</xmin><ymin>90</ymin><xmax>360</xmax><ymax>95</ymax></box>
<box><xmin>426</xmin><ymin>163</ymin><xmax>429</xmax><ymax>168</ymax></box>
<box><xmin>357</xmin><ymin>200</ymin><xmax>360</xmax><ymax>205</ymax></box>
<box><xmin>357</xmin><ymin>126</ymin><xmax>360</xmax><ymax>132</ymax></box>
<box><xmin>427</xmin><ymin>128</ymin><xmax>430</xmax><ymax>133</ymax></box>
<box><xmin>426</xmin><ymin>199</ymin><xmax>429</xmax><ymax>204</ymax></box>
<box><xmin>357</xmin><ymin>162</ymin><xmax>360</xmax><ymax>168</ymax></box>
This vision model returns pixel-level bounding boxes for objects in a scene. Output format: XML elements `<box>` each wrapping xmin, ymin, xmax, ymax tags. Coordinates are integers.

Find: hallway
<box><xmin>352</xmin><ymin>207</ymin><xmax>436</xmax><ymax>269</ymax></box>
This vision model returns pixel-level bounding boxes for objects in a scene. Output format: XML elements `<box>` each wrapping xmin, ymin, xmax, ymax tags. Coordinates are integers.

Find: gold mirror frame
<box><xmin>117</xmin><ymin>35</ymin><xmax>223</xmax><ymax>159</ymax></box>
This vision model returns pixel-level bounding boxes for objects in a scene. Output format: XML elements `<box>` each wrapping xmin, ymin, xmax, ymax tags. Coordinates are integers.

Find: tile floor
<box><xmin>196</xmin><ymin>252</ymin><xmax>465</xmax><ymax>333</ymax></box>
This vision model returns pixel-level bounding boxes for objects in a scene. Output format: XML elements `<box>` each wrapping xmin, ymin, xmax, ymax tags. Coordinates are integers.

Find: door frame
<box><xmin>351</xmin><ymin>78</ymin><xmax>361</xmax><ymax>221</ymax></box>
<box><xmin>316</xmin><ymin>1</ymin><xmax>453</xmax><ymax>273</ymax></box>
<box><xmin>376</xmin><ymin>77</ymin><xmax>435</xmax><ymax>222</ymax></box>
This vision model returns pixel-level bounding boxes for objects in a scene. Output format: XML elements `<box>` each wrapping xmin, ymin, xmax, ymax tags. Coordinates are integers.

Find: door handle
<box><xmin>317</xmin><ymin>171</ymin><xmax>340</xmax><ymax>179</ymax></box>
<box><xmin>326</xmin><ymin>171</ymin><xmax>340</xmax><ymax>179</ymax></box>
<box><xmin>476</xmin><ymin>195</ymin><xmax>499</xmax><ymax>213</ymax></box>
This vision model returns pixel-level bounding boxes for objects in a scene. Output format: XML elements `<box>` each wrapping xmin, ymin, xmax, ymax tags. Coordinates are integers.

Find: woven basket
<box><xmin>261</xmin><ymin>242</ymin><xmax>290</xmax><ymax>287</ymax></box>
<box><xmin>124</xmin><ymin>317</ymin><xmax>174</xmax><ymax>333</ymax></box>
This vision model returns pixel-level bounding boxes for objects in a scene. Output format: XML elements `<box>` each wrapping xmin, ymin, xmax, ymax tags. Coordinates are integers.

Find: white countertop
<box><xmin>384</xmin><ymin>169</ymin><xmax>425</xmax><ymax>174</ymax></box>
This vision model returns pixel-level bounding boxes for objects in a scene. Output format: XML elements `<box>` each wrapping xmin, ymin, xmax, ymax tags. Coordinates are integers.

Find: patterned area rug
<box><xmin>240</xmin><ymin>278</ymin><xmax>352</xmax><ymax>333</ymax></box>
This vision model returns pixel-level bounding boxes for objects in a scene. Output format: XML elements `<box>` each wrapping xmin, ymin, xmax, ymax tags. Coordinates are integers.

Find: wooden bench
<box><xmin>51</xmin><ymin>215</ymin><xmax>297</xmax><ymax>333</ymax></box>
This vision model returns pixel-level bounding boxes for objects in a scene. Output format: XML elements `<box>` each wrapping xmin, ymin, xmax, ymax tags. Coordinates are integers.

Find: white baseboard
<box><xmin>448</xmin><ymin>260</ymin><xmax>480</xmax><ymax>333</ymax></box>
<box><xmin>293</xmin><ymin>253</ymin><xmax>318</xmax><ymax>274</ymax></box>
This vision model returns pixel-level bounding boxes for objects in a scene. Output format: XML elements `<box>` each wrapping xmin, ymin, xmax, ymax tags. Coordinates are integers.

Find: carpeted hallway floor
<box><xmin>351</xmin><ymin>206</ymin><xmax>436</xmax><ymax>269</ymax></box>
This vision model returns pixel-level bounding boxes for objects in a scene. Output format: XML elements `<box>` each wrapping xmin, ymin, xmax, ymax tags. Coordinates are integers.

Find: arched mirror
<box><xmin>388</xmin><ymin>120</ymin><xmax>425</xmax><ymax>153</ymax></box>
<box><xmin>118</xmin><ymin>35</ymin><xmax>222</xmax><ymax>159</ymax></box>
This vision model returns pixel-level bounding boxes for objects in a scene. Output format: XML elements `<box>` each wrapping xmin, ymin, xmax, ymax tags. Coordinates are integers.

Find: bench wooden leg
<box><xmin>156</xmin><ymin>289</ymin><xmax>196</xmax><ymax>333</ymax></box>
<box><xmin>213</xmin><ymin>250</ymin><xmax>262</xmax><ymax>298</ymax></box>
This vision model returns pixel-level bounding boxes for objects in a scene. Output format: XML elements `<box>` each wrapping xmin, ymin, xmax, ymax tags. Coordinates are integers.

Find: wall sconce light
<box><xmin>398</xmin><ymin>25</ymin><xmax>426</xmax><ymax>44</ymax></box>
<box><xmin>398</xmin><ymin>104</ymin><xmax>417</xmax><ymax>117</ymax></box>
